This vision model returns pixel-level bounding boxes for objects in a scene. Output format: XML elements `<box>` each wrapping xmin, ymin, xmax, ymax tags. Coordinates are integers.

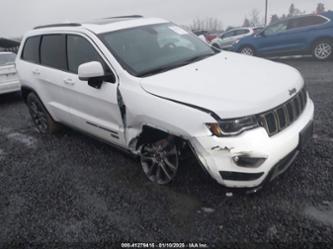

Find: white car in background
<box><xmin>16</xmin><ymin>16</ymin><xmax>314</xmax><ymax>191</ymax></box>
<box><xmin>0</xmin><ymin>52</ymin><xmax>20</xmax><ymax>94</ymax></box>
<box><xmin>211</xmin><ymin>27</ymin><xmax>263</xmax><ymax>50</ymax></box>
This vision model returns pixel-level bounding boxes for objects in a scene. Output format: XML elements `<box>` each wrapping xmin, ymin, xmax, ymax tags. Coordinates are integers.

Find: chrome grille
<box><xmin>259</xmin><ymin>88</ymin><xmax>308</xmax><ymax>136</ymax></box>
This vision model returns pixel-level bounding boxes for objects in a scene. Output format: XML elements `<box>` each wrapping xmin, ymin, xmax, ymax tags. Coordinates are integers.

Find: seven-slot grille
<box><xmin>258</xmin><ymin>88</ymin><xmax>308</xmax><ymax>136</ymax></box>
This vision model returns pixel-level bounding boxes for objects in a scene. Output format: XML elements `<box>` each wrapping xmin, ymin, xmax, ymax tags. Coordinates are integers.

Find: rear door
<box><xmin>223</xmin><ymin>29</ymin><xmax>251</xmax><ymax>49</ymax></box>
<box><xmin>62</xmin><ymin>34</ymin><xmax>125</xmax><ymax>145</ymax></box>
<box><xmin>219</xmin><ymin>31</ymin><xmax>236</xmax><ymax>48</ymax></box>
<box><xmin>38</xmin><ymin>34</ymin><xmax>72</xmax><ymax>123</ymax></box>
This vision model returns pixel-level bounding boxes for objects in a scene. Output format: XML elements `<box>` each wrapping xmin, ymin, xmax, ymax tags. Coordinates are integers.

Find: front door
<box><xmin>62</xmin><ymin>34</ymin><xmax>125</xmax><ymax>145</ymax></box>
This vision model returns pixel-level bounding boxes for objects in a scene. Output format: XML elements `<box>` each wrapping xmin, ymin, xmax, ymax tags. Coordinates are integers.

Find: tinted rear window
<box><xmin>0</xmin><ymin>53</ymin><xmax>16</xmax><ymax>66</ymax></box>
<box><xmin>40</xmin><ymin>35</ymin><xmax>67</xmax><ymax>70</ymax></box>
<box><xmin>288</xmin><ymin>16</ymin><xmax>327</xmax><ymax>29</ymax></box>
<box><xmin>22</xmin><ymin>36</ymin><xmax>41</xmax><ymax>63</ymax></box>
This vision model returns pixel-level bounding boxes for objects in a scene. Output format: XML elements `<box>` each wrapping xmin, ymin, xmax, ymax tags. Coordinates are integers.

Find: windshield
<box><xmin>0</xmin><ymin>53</ymin><xmax>16</xmax><ymax>66</ymax></box>
<box><xmin>99</xmin><ymin>23</ymin><xmax>216</xmax><ymax>77</ymax></box>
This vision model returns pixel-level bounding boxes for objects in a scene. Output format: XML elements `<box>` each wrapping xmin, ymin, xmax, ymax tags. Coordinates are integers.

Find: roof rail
<box><xmin>34</xmin><ymin>23</ymin><xmax>82</xmax><ymax>30</ymax></box>
<box><xmin>104</xmin><ymin>15</ymin><xmax>143</xmax><ymax>19</ymax></box>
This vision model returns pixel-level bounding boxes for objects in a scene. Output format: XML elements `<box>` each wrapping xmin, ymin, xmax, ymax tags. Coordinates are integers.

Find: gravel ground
<box><xmin>0</xmin><ymin>59</ymin><xmax>332</xmax><ymax>249</ymax></box>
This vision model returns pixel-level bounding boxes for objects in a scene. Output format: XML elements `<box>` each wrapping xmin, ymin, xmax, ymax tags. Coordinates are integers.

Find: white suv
<box><xmin>16</xmin><ymin>16</ymin><xmax>314</xmax><ymax>191</ymax></box>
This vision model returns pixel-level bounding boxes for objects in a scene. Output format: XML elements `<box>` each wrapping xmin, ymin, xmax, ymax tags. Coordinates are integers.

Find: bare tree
<box><xmin>242</xmin><ymin>18</ymin><xmax>250</xmax><ymax>27</ymax></box>
<box><xmin>316</xmin><ymin>3</ymin><xmax>326</xmax><ymax>14</ymax></box>
<box><xmin>270</xmin><ymin>14</ymin><xmax>280</xmax><ymax>24</ymax></box>
<box><xmin>190</xmin><ymin>17</ymin><xmax>223</xmax><ymax>32</ymax></box>
<box><xmin>248</xmin><ymin>9</ymin><xmax>262</xmax><ymax>27</ymax></box>
<box><xmin>288</xmin><ymin>3</ymin><xmax>305</xmax><ymax>17</ymax></box>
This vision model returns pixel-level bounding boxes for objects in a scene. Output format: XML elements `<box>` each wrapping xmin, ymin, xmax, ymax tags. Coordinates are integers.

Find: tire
<box><xmin>140</xmin><ymin>136</ymin><xmax>179</xmax><ymax>185</ymax></box>
<box><xmin>26</xmin><ymin>92</ymin><xmax>60</xmax><ymax>134</ymax></box>
<box><xmin>240</xmin><ymin>46</ymin><xmax>255</xmax><ymax>56</ymax></box>
<box><xmin>312</xmin><ymin>39</ymin><xmax>333</xmax><ymax>61</ymax></box>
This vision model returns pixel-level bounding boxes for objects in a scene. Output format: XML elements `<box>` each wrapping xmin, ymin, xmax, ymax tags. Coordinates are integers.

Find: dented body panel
<box><xmin>16</xmin><ymin>17</ymin><xmax>315</xmax><ymax>189</ymax></box>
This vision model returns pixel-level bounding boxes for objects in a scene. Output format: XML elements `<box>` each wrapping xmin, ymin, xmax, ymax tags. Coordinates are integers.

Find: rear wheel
<box><xmin>312</xmin><ymin>40</ymin><xmax>332</xmax><ymax>60</ymax></box>
<box><xmin>26</xmin><ymin>92</ymin><xmax>60</xmax><ymax>134</ymax></box>
<box><xmin>240</xmin><ymin>46</ymin><xmax>255</xmax><ymax>56</ymax></box>
<box><xmin>140</xmin><ymin>136</ymin><xmax>179</xmax><ymax>185</ymax></box>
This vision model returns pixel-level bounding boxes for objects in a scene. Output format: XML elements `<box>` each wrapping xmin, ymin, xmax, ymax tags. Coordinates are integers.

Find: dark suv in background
<box><xmin>233</xmin><ymin>11</ymin><xmax>333</xmax><ymax>60</ymax></box>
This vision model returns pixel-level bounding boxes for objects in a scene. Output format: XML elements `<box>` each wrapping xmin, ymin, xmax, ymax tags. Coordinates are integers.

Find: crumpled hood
<box><xmin>140</xmin><ymin>52</ymin><xmax>304</xmax><ymax>119</ymax></box>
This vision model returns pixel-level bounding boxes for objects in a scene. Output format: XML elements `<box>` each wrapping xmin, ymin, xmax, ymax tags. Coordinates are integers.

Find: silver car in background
<box><xmin>210</xmin><ymin>27</ymin><xmax>263</xmax><ymax>50</ymax></box>
<box><xmin>0</xmin><ymin>52</ymin><xmax>20</xmax><ymax>95</ymax></box>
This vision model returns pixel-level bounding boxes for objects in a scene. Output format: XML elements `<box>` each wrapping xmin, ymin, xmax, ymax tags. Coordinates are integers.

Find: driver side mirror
<box><xmin>78</xmin><ymin>61</ymin><xmax>115</xmax><ymax>89</ymax></box>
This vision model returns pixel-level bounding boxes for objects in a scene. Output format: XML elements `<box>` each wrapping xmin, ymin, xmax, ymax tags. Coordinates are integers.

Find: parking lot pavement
<box><xmin>0</xmin><ymin>59</ymin><xmax>332</xmax><ymax>248</ymax></box>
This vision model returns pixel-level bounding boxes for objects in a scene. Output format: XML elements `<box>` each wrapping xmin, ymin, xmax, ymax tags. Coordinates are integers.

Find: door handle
<box><xmin>64</xmin><ymin>78</ymin><xmax>75</xmax><ymax>86</ymax></box>
<box><xmin>32</xmin><ymin>69</ymin><xmax>40</xmax><ymax>75</ymax></box>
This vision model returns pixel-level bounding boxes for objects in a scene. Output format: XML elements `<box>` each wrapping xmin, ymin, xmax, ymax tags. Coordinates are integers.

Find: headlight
<box><xmin>206</xmin><ymin>116</ymin><xmax>259</xmax><ymax>137</ymax></box>
<box><xmin>233</xmin><ymin>39</ymin><xmax>240</xmax><ymax>45</ymax></box>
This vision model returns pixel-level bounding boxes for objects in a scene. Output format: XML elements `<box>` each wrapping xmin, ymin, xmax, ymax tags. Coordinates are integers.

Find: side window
<box><xmin>221</xmin><ymin>31</ymin><xmax>235</xmax><ymax>39</ymax></box>
<box><xmin>310</xmin><ymin>16</ymin><xmax>328</xmax><ymax>25</ymax></box>
<box><xmin>21</xmin><ymin>36</ymin><xmax>41</xmax><ymax>64</ymax></box>
<box><xmin>40</xmin><ymin>35</ymin><xmax>67</xmax><ymax>70</ymax></box>
<box><xmin>288</xmin><ymin>19</ymin><xmax>302</xmax><ymax>30</ymax></box>
<box><xmin>300</xmin><ymin>16</ymin><xmax>327</xmax><ymax>26</ymax></box>
<box><xmin>67</xmin><ymin>35</ymin><xmax>107</xmax><ymax>74</ymax></box>
<box><xmin>288</xmin><ymin>16</ymin><xmax>327</xmax><ymax>30</ymax></box>
<box><xmin>264</xmin><ymin>22</ymin><xmax>288</xmax><ymax>35</ymax></box>
<box><xmin>235</xmin><ymin>29</ymin><xmax>250</xmax><ymax>35</ymax></box>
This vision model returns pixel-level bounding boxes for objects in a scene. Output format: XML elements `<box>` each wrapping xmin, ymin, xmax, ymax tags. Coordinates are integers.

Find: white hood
<box><xmin>140</xmin><ymin>52</ymin><xmax>304</xmax><ymax>119</ymax></box>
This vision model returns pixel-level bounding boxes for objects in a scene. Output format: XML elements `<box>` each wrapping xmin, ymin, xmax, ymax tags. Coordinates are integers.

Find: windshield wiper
<box><xmin>138</xmin><ymin>64</ymin><xmax>180</xmax><ymax>77</ymax></box>
<box><xmin>138</xmin><ymin>53</ymin><xmax>214</xmax><ymax>77</ymax></box>
<box><xmin>180</xmin><ymin>53</ymin><xmax>214</xmax><ymax>66</ymax></box>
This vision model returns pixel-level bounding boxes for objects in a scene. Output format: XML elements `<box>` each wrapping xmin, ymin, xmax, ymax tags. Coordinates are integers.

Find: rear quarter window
<box><xmin>0</xmin><ymin>53</ymin><xmax>16</xmax><ymax>66</ymax></box>
<box><xmin>21</xmin><ymin>36</ymin><xmax>41</xmax><ymax>64</ymax></box>
<box><xmin>288</xmin><ymin>16</ymin><xmax>328</xmax><ymax>29</ymax></box>
<box><xmin>40</xmin><ymin>34</ymin><xmax>67</xmax><ymax>70</ymax></box>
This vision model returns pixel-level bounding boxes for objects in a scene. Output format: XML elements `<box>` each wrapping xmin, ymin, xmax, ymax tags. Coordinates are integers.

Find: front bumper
<box><xmin>190</xmin><ymin>98</ymin><xmax>314</xmax><ymax>188</ymax></box>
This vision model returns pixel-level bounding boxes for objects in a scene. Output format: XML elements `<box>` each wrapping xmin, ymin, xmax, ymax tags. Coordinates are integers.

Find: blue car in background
<box><xmin>233</xmin><ymin>11</ymin><xmax>333</xmax><ymax>60</ymax></box>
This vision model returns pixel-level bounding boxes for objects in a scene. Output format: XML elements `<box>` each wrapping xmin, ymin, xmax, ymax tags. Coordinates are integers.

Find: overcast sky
<box><xmin>1</xmin><ymin>0</ymin><xmax>333</xmax><ymax>37</ymax></box>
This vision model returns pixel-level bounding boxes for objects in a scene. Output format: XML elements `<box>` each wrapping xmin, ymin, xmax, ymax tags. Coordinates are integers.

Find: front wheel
<box><xmin>140</xmin><ymin>137</ymin><xmax>179</xmax><ymax>185</ymax></box>
<box><xmin>240</xmin><ymin>46</ymin><xmax>255</xmax><ymax>56</ymax></box>
<box><xmin>312</xmin><ymin>40</ymin><xmax>332</xmax><ymax>61</ymax></box>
